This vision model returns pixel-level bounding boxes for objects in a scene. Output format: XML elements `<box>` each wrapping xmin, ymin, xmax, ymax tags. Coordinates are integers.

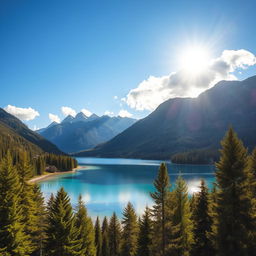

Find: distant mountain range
<box><xmin>0</xmin><ymin>108</ymin><xmax>63</xmax><ymax>155</ymax></box>
<box><xmin>37</xmin><ymin>113</ymin><xmax>137</xmax><ymax>153</ymax></box>
<box><xmin>75</xmin><ymin>75</ymin><xmax>256</xmax><ymax>161</ymax></box>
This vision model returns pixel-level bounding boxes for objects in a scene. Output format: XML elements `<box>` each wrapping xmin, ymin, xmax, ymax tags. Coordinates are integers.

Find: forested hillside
<box><xmin>0</xmin><ymin>108</ymin><xmax>62</xmax><ymax>154</ymax></box>
<box><xmin>0</xmin><ymin>128</ymin><xmax>255</xmax><ymax>255</ymax></box>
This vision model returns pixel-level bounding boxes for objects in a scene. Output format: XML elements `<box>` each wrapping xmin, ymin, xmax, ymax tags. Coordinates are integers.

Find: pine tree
<box><xmin>121</xmin><ymin>202</ymin><xmax>138</xmax><ymax>256</ymax></box>
<box><xmin>246</xmin><ymin>148</ymin><xmax>256</xmax><ymax>252</ymax></box>
<box><xmin>150</xmin><ymin>163</ymin><xmax>170</xmax><ymax>256</ymax></box>
<box><xmin>95</xmin><ymin>217</ymin><xmax>102</xmax><ymax>256</ymax></box>
<box><xmin>31</xmin><ymin>184</ymin><xmax>47</xmax><ymax>256</ymax></box>
<box><xmin>17</xmin><ymin>151</ymin><xmax>37</xmax><ymax>254</ymax></box>
<box><xmin>191</xmin><ymin>180</ymin><xmax>214</xmax><ymax>256</ymax></box>
<box><xmin>45</xmin><ymin>187</ymin><xmax>79</xmax><ymax>256</ymax></box>
<box><xmin>109</xmin><ymin>212</ymin><xmax>121</xmax><ymax>256</ymax></box>
<box><xmin>75</xmin><ymin>195</ymin><xmax>96</xmax><ymax>256</ymax></box>
<box><xmin>101</xmin><ymin>217</ymin><xmax>110</xmax><ymax>256</ymax></box>
<box><xmin>0</xmin><ymin>152</ymin><xmax>29</xmax><ymax>255</ymax></box>
<box><xmin>215</xmin><ymin>128</ymin><xmax>253</xmax><ymax>256</ymax></box>
<box><xmin>168</xmin><ymin>176</ymin><xmax>194</xmax><ymax>256</ymax></box>
<box><xmin>247</xmin><ymin>148</ymin><xmax>256</xmax><ymax>212</ymax></box>
<box><xmin>137</xmin><ymin>206</ymin><xmax>153</xmax><ymax>256</ymax></box>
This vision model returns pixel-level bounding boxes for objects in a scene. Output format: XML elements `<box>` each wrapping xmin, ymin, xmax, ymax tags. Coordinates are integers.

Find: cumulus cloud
<box><xmin>113</xmin><ymin>96</ymin><xmax>118</xmax><ymax>100</ymax></box>
<box><xmin>49</xmin><ymin>113</ymin><xmax>60</xmax><ymax>123</ymax></box>
<box><xmin>125</xmin><ymin>49</ymin><xmax>256</xmax><ymax>111</ymax></box>
<box><xmin>81</xmin><ymin>108</ymin><xmax>92</xmax><ymax>117</ymax></box>
<box><xmin>118</xmin><ymin>109</ymin><xmax>133</xmax><ymax>118</ymax></box>
<box><xmin>104</xmin><ymin>110</ymin><xmax>114</xmax><ymax>117</ymax></box>
<box><xmin>4</xmin><ymin>105</ymin><xmax>39</xmax><ymax>121</ymax></box>
<box><xmin>61</xmin><ymin>106</ymin><xmax>76</xmax><ymax>117</ymax></box>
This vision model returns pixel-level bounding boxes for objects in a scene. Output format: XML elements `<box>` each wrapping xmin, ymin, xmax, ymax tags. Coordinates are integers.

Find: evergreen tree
<box><xmin>17</xmin><ymin>151</ymin><xmax>37</xmax><ymax>254</ymax></box>
<box><xmin>109</xmin><ymin>212</ymin><xmax>121</xmax><ymax>256</ymax></box>
<box><xmin>191</xmin><ymin>180</ymin><xmax>214</xmax><ymax>256</ymax></box>
<box><xmin>247</xmin><ymin>148</ymin><xmax>256</xmax><ymax>212</ymax></box>
<box><xmin>246</xmin><ymin>148</ymin><xmax>256</xmax><ymax>252</ymax></box>
<box><xmin>0</xmin><ymin>152</ymin><xmax>29</xmax><ymax>255</ymax></box>
<box><xmin>101</xmin><ymin>217</ymin><xmax>110</xmax><ymax>256</ymax></box>
<box><xmin>95</xmin><ymin>217</ymin><xmax>102</xmax><ymax>256</ymax></box>
<box><xmin>150</xmin><ymin>163</ymin><xmax>170</xmax><ymax>256</ymax></box>
<box><xmin>168</xmin><ymin>176</ymin><xmax>194</xmax><ymax>256</ymax></box>
<box><xmin>137</xmin><ymin>206</ymin><xmax>153</xmax><ymax>256</ymax></box>
<box><xmin>75</xmin><ymin>195</ymin><xmax>96</xmax><ymax>256</ymax></box>
<box><xmin>215</xmin><ymin>128</ymin><xmax>253</xmax><ymax>256</ymax></box>
<box><xmin>31</xmin><ymin>184</ymin><xmax>47</xmax><ymax>256</ymax></box>
<box><xmin>45</xmin><ymin>187</ymin><xmax>79</xmax><ymax>256</ymax></box>
<box><xmin>121</xmin><ymin>202</ymin><xmax>138</xmax><ymax>256</ymax></box>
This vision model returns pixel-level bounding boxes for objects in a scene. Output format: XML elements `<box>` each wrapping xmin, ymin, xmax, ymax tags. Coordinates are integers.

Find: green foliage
<box><xmin>45</xmin><ymin>187</ymin><xmax>79</xmax><ymax>256</ymax></box>
<box><xmin>137</xmin><ymin>207</ymin><xmax>153</xmax><ymax>256</ymax></box>
<box><xmin>168</xmin><ymin>176</ymin><xmax>194</xmax><ymax>256</ymax></box>
<box><xmin>75</xmin><ymin>195</ymin><xmax>96</xmax><ymax>256</ymax></box>
<box><xmin>191</xmin><ymin>180</ymin><xmax>214</xmax><ymax>256</ymax></box>
<box><xmin>171</xmin><ymin>148</ymin><xmax>219</xmax><ymax>164</ymax></box>
<box><xmin>0</xmin><ymin>127</ymin><xmax>256</xmax><ymax>256</ymax></box>
<box><xmin>215</xmin><ymin>128</ymin><xmax>253</xmax><ymax>256</ymax></box>
<box><xmin>108</xmin><ymin>212</ymin><xmax>121</xmax><ymax>256</ymax></box>
<box><xmin>150</xmin><ymin>163</ymin><xmax>170</xmax><ymax>256</ymax></box>
<box><xmin>121</xmin><ymin>202</ymin><xmax>138</xmax><ymax>256</ymax></box>
<box><xmin>95</xmin><ymin>217</ymin><xmax>102</xmax><ymax>256</ymax></box>
<box><xmin>0</xmin><ymin>152</ymin><xmax>30</xmax><ymax>255</ymax></box>
<box><xmin>101</xmin><ymin>217</ymin><xmax>110</xmax><ymax>256</ymax></box>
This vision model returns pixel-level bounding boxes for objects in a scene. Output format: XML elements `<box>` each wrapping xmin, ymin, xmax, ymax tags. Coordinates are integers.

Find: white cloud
<box><xmin>4</xmin><ymin>105</ymin><xmax>39</xmax><ymax>121</ymax></box>
<box><xmin>49</xmin><ymin>113</ymin><xmax>60</xmax><ymax>123</ymax></box>
<box><xmin>118</xmin><ymin>109</ymin><xmax>133</xmax><ymax>118</ymax></box>
<box><xmin>104</xmin><ymin>110</ymin><xmax>114</xmax><ymax>117</ymax></box>
<box><xmin>125</xmin><ymin>49</ymin><xmax>256</xmax><ymax>111</ymax></box>
<box><xmin>113</xmin><ymin>96</ymin><xmax>118</xmax><ymax>100</ymax></box>
<box><xmin>61</xmin><ymin>106</ymin><xmax>76</xmax><ymax>117</ymax></box>
<box><xmin>81</xmin><ymin>108</ymin><xmax>92</xmax><ymax>117</ymax></box>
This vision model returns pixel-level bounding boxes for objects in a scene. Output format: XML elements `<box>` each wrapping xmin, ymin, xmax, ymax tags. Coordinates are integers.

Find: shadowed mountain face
<box><xmin>75</xmin><ymin>75</ymin><xmax>256</xmax><ymax>160</ymax></box>
<box><xmin>0</xmin><ymin>108</ymin><xmax>63</xmax><ymax>154</ymax></box>
<box><xmin>37</xmin><ymin>114</ymin><xmax>137</xmax><ymax>153</ymax></box>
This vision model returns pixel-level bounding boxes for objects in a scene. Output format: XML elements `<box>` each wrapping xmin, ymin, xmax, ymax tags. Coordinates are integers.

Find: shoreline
<box><xmin>28</xmin><ymin>165</ymin><xmax>85</xmax><ymax>184</ymax></box>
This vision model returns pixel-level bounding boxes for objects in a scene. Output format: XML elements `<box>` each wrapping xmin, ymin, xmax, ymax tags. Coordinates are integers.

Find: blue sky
<box><xmin>1</xmin><ymin>0</ymin><xmax>256</xmax><ymax>129</ymax></box>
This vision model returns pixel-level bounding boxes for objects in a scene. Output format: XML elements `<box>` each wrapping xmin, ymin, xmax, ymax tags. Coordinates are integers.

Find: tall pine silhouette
<box><xmin>108</xmin><ymin>212</ymin><xmax>121</xmax><ymax>256</ymax></box>
<box><xmin>75</xmin><ymin>195</ymin><xmax>96</xmax><ymax>256</ymax></box>
<box><xmin>215</xmin><ymin>128</ymin><xmax>253</xmax><ymax>256</ymax></box>
<box><xmin>137</xmin><ymin>206</ymin><xmax>153</xmax><ymax>256</ymax></box>
<box><xmin>150</xmin><ymin>163</ymin><xmax>170</xmax><ymax>256</ymax></box>
<box><xmin>191</xmin><ymin>180</ymin><xmax>214</xmax><ymax>256</ymax></box>
<box><xmin>121</xmin><ymin>202</ymin><xmax>138</xmax><ymax>256</ymax></box>
<box><xmin>45</xmin><ymin>187</ymin><xmax>79</xmax><ymax>256</ymax></box>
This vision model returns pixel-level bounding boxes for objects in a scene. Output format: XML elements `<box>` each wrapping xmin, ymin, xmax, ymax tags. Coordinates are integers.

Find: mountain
<box><xmin>0</xmin><ymin>108</ymin><xmax>63</xmax><ymax>154</ymax></box>
<box><xmin>62</xmin><ymin>115</ymin><xmax>75</xmax><ymax>124</ymax></box>
<box><xmin>75</xmin><ymin>75</ymin><xmax>256</xmax><ymax>161</ymax></box>
<box><xmin>37</xmin><ymin>115</ymin><xmax>137</xmax><ymax>153</ymax></box>
<box><xmin>73</xmin><ymin>112</ymin><xmax>88</xmax><ymax>122</ymax></box>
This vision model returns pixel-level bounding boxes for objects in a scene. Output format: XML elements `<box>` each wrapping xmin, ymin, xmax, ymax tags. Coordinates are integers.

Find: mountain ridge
<box><xmin>0</xmin><ymin>108</ymin><xmax>63</xmax><ymax>155</ymax></box>
<box><xmin>75</xmin><ymin>75</ymin><xmax>256</xmax><ymax>161</ymax></box>
<box><xmin>38</xmin><ymin>115</ymin><xmax>137</xmax><ymax>153</ymax></box>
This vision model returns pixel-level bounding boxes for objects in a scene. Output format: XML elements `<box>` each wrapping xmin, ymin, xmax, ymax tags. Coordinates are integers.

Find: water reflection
<box><xmin>39</xmin><ymin>158</ymin><xmax>215</xmax><ymax>219</ymax></box>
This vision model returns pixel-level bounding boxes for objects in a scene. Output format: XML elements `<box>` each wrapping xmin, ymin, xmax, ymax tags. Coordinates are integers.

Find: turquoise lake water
<box><xmin>39</xmin><ymin>157</ymin><xmax>215</xmax><ymax>219</ymax></box>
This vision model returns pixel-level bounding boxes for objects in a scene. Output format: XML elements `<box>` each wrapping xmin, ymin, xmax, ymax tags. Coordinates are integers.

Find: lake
<box><xmin>39</xmin><ymin>157</ymin><xmax>216</xmax><ymax>219</ymax></box>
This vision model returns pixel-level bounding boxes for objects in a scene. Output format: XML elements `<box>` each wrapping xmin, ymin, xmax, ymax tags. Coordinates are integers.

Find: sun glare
<box><xmin>180</xmin><ymin>46</ymin><xmax>210</xmax><ymax>74</ymax></box>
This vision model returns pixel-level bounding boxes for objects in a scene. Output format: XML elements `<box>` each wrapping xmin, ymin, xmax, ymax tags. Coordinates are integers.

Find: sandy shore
<box><xmin>28</xmin><ymin>165</ymin><xmax>85</xmax><ymax>183</ymax></box>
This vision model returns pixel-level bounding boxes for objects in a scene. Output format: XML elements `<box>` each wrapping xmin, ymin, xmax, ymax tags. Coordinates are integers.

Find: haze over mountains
<box><xmin>37</xmin><ymin>113</ymin><xmax>137</xmax><ymax>153</ymax></box>
<box><xmin>75</xmin><ymin>75</ymin><xmax>256</xmax><ymax>161</ymax></box>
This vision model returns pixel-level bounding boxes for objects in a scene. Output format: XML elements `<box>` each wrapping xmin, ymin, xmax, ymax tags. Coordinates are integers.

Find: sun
<box><xmin>179</xmin><ymin>46</ymin><xmax>210</xmax><ymax>74</ymax></box>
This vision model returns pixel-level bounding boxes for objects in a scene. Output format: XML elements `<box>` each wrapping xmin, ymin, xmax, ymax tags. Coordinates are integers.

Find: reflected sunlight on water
<box><xmin>39</xmin><ymin>158</ymin><xmax>215</xmax><ymax>219</ymax></box>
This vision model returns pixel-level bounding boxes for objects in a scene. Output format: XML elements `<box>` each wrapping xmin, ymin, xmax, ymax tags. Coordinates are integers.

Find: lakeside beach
<box><xmin>28</xmin><ymin>165</ymin><xmax>85</xmax><ymax>183</ymax></box>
